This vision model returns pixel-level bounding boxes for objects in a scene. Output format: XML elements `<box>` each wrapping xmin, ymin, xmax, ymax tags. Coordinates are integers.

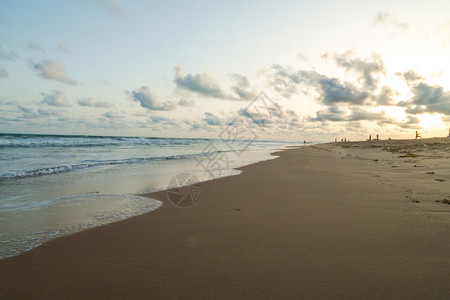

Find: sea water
<box><xmin>0</xmin><ymin>133</ymin><xmax>298</xmax><ymax>259</ymax></box>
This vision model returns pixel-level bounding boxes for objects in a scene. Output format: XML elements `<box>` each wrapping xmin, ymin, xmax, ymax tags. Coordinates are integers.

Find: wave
<box><xmin>0</xmin><ymin>134</ymin><xmax>206</xmax><ymax>148</ymax></box>
<box><xmin>0</xmin><ymin>150</ymin><xmax>232</xmax><ymax>181</ymax></box>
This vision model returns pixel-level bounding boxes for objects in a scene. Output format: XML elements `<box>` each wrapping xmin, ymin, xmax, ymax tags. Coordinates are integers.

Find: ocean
<box><xmin>0</xmin><ymin>133</ymin><xmax>298</xmax><ymax>259</ymax></box>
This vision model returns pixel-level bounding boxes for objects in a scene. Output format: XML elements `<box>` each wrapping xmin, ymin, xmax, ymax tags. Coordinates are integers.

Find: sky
<box><xmin>0</xmin><ymin>0</ymin><xmax>449</xmax><ymax>141</ymax></box>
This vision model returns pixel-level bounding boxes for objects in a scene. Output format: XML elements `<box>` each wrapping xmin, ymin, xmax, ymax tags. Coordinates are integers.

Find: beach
<box><xmin>0</xmin><ymin>138</ymin><xmax>449</xmax><ymax>299</ymax></box>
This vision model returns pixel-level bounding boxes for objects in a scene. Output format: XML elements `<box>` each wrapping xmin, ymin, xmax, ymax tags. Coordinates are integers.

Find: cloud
<box><xmin>270</xmin><ymin>65</ymin><xmax>370</xmax><ymax>105</ymax></box>
<box><xmin>37</xmin><ymin>108</ymin><xmax>62</xmax><ymax>117</ymax></box>
<box><xmin>405</xmin><ymin>115</ymin><xmax>420</xmax><ymax>124</ymax></box>
<box><xmin>412</xmin><ymin>83</ymin><xmax>444</xmax><ymax>105</ymax></box>
<box><xmin>57</xmin><ymin>43</ymin><xmax>71</xmax><ymax>54</ymax></box>
<box><xmin>32</xmin><ymin>59</ymin><xmax>78</xmax><ymax>85</ymax></box>
<box><xmin>127</xmin><ymin>86</ymin><xmax>176</xmax><ymax>111</ymax></box>
<box><xmin>316</xmin><ymin>76</ymin><xmax>370</xmax><ymax>105</ymax></box>
<box><xmin>202</xmin><ymin>112</ymin><xmax>222</xmax><ymax>126</ymax></box>
<box><xmin>395</xmin><ymin>70</ymin><xmax>424</xmax><ymax>85</ymax></box>
<box><xmin>269</xmin><ymin>64</ymin><xmax>302</xmax><ymax>98</ymax></box>
<box><xmin>17</xmin><ymin>106</ymin><xmax>33</xmax><ymax>113</ymax></box>
<box><xmin>372</xmin><ymin>86</ymin><xmax>395</xmax><ymax>105</ymax></box>
<box><xmin>411</xmin><ymin>83</ymin><xmax>450</xmax><ymax>114</ymax></box>
<box><xmin>397</xmin><ymin>82</ymin><xmax>450</xmax><ymax>115</ymax></box>
<box><xmin>178</xmin><ymin>98</ymin><xmax>195</xmax><ymax>107</ymax></box>
<box><xmin>103</xmin><ymin>111</ymin><xmax>123</xmax><ymax>119</ymax></box>
<box><xmin>373</xmin><ymin>11</ymin><xmax>409</xmax><ymax>32</ymax></box>
<box><xmin>330</xmin><ymin>50</ymin><xmax>385</xmax><ymax>90</ymax></box>
<box><xmin>0</xmin><ymin>68</ymin><xmax>8</xmax><ymax>78</ymax></box>
<box><xmin>40</xmin><ymin>91</ymin><xmax>71</xmax><ymax>107</ymax></box>
<box><xmin>229</xmin><ymin>73</ymin><xmax>258</xmax><ymax>100</ymax></box>
<box><xmin>148</xmin><ymin>115</ymin><xmax>179</xmax><ymax>126</ymax></box>
<box><xmin>77</xmin><ymin>98</ymin><xmax>112</xmax><ymax>108</ymax></box>
<box><xmin>310</xmin><ymin>107</ymin><xmax>390</xmax><ymax>122</ymax></box>
<box><xmin>236</xmin><ymin>99</ymin><xmax>301</xmax><ymax>131</ymax></box>
<box><xmin>0</xmin><ymin>45</ymin><xmax>18</xmax><ymax>60</ymax></box>
<box><xmin>27</xmin><ymin>41</ymin><xmax>45</xmax><ymax>53</ymax></box>
<box><xmin>174</xmin><ymin>65</ymin><xmax>229</xmax><ymax>99</ymax></box>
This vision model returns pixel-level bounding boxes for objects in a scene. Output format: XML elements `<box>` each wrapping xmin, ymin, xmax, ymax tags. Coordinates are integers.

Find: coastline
<box><xmin>0</xmin><ymin>139</ymin><xmax>287</xmax><ymax>259</ymax></box>
<box><xmin>0</xmin><ymin>139</ymin><xmax>449</xmax><ymax>299</ymax></box>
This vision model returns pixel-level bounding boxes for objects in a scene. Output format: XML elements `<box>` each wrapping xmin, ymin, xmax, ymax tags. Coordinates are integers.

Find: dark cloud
<box><xmin>37</xmin><ymin>108</ymin><xmax>62</xmax><ymax>117</ymax></box>
<box><xmin>148</xmin><ymin>115</ymin><xmax>179</xmax><ymax>126</ymax></box>
<box><xmin>18</xmin><ymin>106</ymin><xmax>33</xmax><ymax>113</ymax></box>
<box><xmin>103</xmin><ymin>111</ymin><xmax>123</xmax><ymax>119</ymax></box>
<box><xmin>174</xmin><ymin>65</ymin><xmax>228</xmax><ymax>99</ymax></box>
<box><xmin>405</xmin><ymin>105</ymin><xmax>426</xmax><ymax>115</ymax></box>
<box><xmin>372</xmin><ymin>86</ymin><xmax>395</xmax><ymax>105</ymax></box>
<box><xmin>412</xmin><ymin>83</ymin><xmax>444</xmax><ymax>105</ymax></box>
<box><xmin>310</xmin><ymin>107</ymin><xmax>389</xmax><ymax>122</ymax></box>
<box><xmin>229</xmin><ymin>73</ymin><xmax>258</xmax><ymax>100</ymax></box>
<box><xmin>270</xmin><ymin>65</ymin><xmax>369</xmax><ymax>105</ymax></box>
<box><xmin>126</xmin><ymin>86</ymin><xmax>176</xmax><ymax>111</ymax></box>
<box><xmin>395</xmin><ymin>70</ymin><xmax>424</xmax><ymax>85</ymax></box>
<box><xmin>331</xmin><ymin>50</ymin><xmax>385</xmax><ymax>90</ymax></box>
<box><xmin>40</xmin><ymin>91</ymin><xmax>71</xmax><ymax>107</ymax></box>
<box><xmin>237</xmin><ymin>99</ymin><xmax>300</xmax><ymax>130</ymax></box>
<box><xmin>405</xmin><ymin>115</ymin><xmax>420</xmax><ymax>124</ymax></box>
<box><xmin>316</xmin><ymin>76</ymin><xmax>369</xmax><ymax>105</ymax></box>
<box><xmin>32</xmin><ymin>59</ymin><xmax>78</xmax><ymax>85</ymax></box>
<box><xmin>401</xmin><ymin>82</ymin><xmax>450</xmax><ymax>115</ymax></box>
<box><xmin>77</xmin><ymin>98</ymin><xmax>112</xmax><ymax>108</ymax></box>
<box><xmin>269</xmin><ymin>64</ymin><xmax>302</xmax><ymax>98</ymax></box>
<box><xmin>203</xmin><ymin>112</ymin><xmax>221</xmax><ymax>126</ymax></box>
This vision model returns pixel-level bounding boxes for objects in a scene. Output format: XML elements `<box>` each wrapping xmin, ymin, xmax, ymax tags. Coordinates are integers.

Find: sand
<box><xmin>0</xmin><ymin>138</ymin><xmax>449</xmax><ymax>299</ymax></box>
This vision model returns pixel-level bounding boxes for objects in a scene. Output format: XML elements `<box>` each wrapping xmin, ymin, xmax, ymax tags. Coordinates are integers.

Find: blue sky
<box><xmin>1</xmin><ymin>0</ymin><xmax>449</xmax><ymax>141</ymax></box>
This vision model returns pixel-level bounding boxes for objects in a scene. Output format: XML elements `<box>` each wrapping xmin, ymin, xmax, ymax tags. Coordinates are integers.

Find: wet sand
<box><xmin>0</xmin><ymin>139</ymin><xmax>449</xmax><ymax>299</ymax></box>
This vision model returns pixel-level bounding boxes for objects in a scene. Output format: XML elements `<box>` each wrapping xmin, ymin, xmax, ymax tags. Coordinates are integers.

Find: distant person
<box><xmin>448</xmin><ymin>130</ymin><xmax>450</xmax><ymax>137</ymax></box>
<box><xmin>376</xmin><ymin>134</ymin><xmax>379</xmax><ymax>140</ymax></box>
<box><xmin>369</xmin><ymin>135</ymin><xmax>371</xmax><ymax>141</ymax></box>
<box><xmin>304</xmin><ymin>140</ymin><xmax>306</xmax><ymax>145</ymax></box>
<box><xmin>415</xmin><ymin>131</ymin><xmax>421</xmax><ymax>139</ymax></box>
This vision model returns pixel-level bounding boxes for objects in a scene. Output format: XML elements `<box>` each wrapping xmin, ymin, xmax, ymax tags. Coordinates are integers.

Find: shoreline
<box><xmin>0</xmin><ymin>140</ymin><xmax>449</xmax><ymax>299</ymax></box>
<box><xmin>0</xmin><ymin>145</ymin><xmax>287</xmax><ymax>260</ymax></box>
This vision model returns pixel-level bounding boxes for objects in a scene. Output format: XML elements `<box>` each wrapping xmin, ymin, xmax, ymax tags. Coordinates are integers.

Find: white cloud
<box><xmin>40</xmin><ymin>91</ymin><xmax>71</xmax><ymax>107</ymax></box>
<box><xmin>32</xmin><ymin>60</ymin><xmax>78</xmax><ymax>85</ymax></box>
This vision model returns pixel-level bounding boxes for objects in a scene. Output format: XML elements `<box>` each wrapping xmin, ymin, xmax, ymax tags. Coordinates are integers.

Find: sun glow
<box><xmin>416</xmin><ymin>114</ymin><xmax>444</xmax><ymax>130</ymax></box>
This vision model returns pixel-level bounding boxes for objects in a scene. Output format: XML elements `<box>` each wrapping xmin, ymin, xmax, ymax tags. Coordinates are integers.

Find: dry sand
<box><xmin>0</xmin><ymin>138</ymin><xmax>449</xmax><ymax>299</ymax></box>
